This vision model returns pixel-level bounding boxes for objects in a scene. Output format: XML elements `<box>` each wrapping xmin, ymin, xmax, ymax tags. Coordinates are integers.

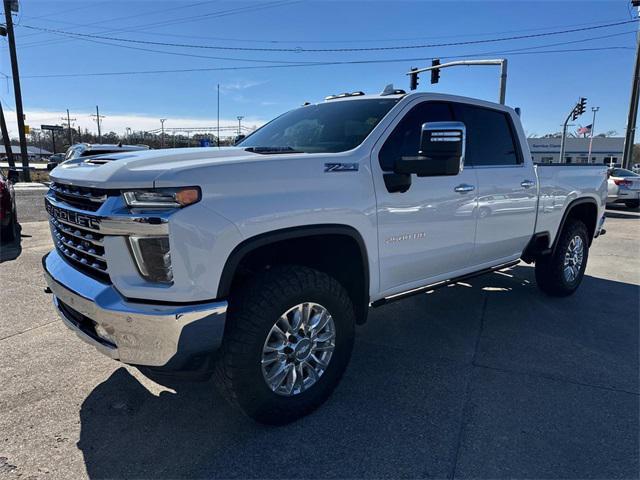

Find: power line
<box><xmin>19</xmin><ymin>18</ymin><xmax>639</xmax><ymax>53</ymax></box>
<box><xmin>34</xmin><ymin>28</ymin><xmax>637</xmax><ymax>66</ymax></box>
<box><xmin>19</xmin><ymin>15</ymin><xmax>634</xmax><ymax>45</ymax></box>
<box><xmin>14</xmin><ymin>1</ymin><xmax>299</xmax><ymax>50</ymax></box>
<box><xmin>19</xmin><ymin>46</ymin><xmax>634</xmax><ymax>79</ymax></box>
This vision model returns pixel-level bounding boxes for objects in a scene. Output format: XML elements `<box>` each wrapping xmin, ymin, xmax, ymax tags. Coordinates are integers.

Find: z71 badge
<box><xmin>324</xmin><ymin>163</ymin><xmax>359</xmax><ymax>173</ymax></box>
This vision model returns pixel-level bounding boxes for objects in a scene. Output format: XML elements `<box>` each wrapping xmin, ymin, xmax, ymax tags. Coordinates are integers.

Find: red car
<box><xmin>0</xmin><ymin>171</ymin><xmax>17</xmax><ymax>242</ymax></box>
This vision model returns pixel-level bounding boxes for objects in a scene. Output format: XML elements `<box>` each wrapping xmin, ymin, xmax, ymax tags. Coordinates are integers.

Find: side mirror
<box><xmin>395</xmin><ymin>121</ymin><xmax>465</xmax><ymax>177</ymax></box>
<box><xmin>234</xmin><ymin>134</ymin><xmax>246</xmax><ymax>145</ymax></box>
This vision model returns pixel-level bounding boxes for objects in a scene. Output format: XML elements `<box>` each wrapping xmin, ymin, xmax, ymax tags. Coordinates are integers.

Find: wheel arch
<box><xmin>217</xmin><ymin>224</ymin><xmax>371</xmax><ymax>324</ymax></box>
<box><xmin>552</xmin><ymin>197</ymin><xmax>599</xmax><ymax>253</ymax></box>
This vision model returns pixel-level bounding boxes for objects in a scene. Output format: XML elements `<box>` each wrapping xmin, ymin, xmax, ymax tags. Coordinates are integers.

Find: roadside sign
<box><xmin>200</xmin><ymin>139</ymin><xmax>211</xmax><ymax>147</ymax></box>
<box><xmin>41</xmin><ymin>125</ymin><xmax>63</xmax><ymax>131</ymax></box>
<box><xmin>24</xmin><ymin>125</ymin><xmax>30</xmax><ymax>134</ymax></box>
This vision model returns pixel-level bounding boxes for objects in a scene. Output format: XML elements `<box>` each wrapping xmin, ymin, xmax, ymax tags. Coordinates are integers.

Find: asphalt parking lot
<box><xmin>1</xmin><ymin>190</ymin><xmax>638</xmax><ymax>479</ymax></box>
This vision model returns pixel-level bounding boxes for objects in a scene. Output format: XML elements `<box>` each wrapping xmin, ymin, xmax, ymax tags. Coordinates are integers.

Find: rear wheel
<box><xmin>535</xmin><ymin>219</ymin><xmax>589</xmax><ymax>297</ymax></box>
<box><xmin>215</xmin><ymin>265</ymin><xmax>355</xmax><ymax>424</ymax></box>
<box><xmin>624</xmin><ymin>200</ymin><xmax>639</xmax><ymax>209</ymax></box>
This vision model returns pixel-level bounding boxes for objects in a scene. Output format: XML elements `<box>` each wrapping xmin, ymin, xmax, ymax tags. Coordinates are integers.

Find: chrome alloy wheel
<box><xmin>563</xmin><ymin>235</ymin><xmax>584</xmax><ymax>282</ymax></box>
<box><xmin>261</xmin><ymin>302</ymin><xmax>336</xmax><ymax>396</ymax></box>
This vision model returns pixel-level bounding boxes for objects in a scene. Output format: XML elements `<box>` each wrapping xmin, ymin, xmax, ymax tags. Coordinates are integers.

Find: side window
<box><xmin>452</xmin><ymin>103</ymin><xmax>521</xmax><ymax>166</ymax></box>
<box><xmin>379</xmin><ymin>101</ymin><xmax>453</xmax><ymax>171</ymax></box>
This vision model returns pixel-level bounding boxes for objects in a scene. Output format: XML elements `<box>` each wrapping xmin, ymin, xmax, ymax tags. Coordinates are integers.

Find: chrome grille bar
<box><xmin>50</xmin><ymin>182</ymin><xmax>107</xmax><ymax>203</ymax></box>
<box><xmin>50</xmin><ymin>218</ymin><xmax>104</xmax><ymax>246</ymax></box>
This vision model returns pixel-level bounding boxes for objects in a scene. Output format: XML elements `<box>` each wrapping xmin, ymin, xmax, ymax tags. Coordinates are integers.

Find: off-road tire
<box><xmin>535</xmin><ymin>219</ymin><xmax>589</xmax><ymax>297</ymax></box>
<box><xmin>214</xmin><ymin>265</ymin><xmax>355</xmax><ymax>425</ymax></box>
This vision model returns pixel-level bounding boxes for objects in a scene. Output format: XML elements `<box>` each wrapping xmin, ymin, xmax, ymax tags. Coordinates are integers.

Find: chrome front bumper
<box><xmin>43</xmin><ymin>250</ymin><xmax>228</xmax><ymax>368</ymax></box>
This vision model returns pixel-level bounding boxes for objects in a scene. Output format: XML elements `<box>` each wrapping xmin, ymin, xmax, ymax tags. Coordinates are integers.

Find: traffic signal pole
<box><xmin>559</xmin><ymin>98</ymin><xmax>587</xmax><ymax>164</ymax></box>
<box><xmin>407</xmin><ymin>58</ymin><xmax>508</xmax><ymax>104</ymax></box>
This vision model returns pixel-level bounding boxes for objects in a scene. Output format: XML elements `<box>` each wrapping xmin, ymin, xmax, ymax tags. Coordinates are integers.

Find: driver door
<box><xmin>371</xmin><ymin>100</ymin><xmax>478</xmax><ymax>295</ymax></box>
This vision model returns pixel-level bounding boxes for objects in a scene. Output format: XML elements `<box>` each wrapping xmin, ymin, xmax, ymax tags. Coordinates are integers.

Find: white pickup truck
<box><xmin>43</xmin><ymin>89</ymin><xmax>607</xmax><ymax>424</ymax></box>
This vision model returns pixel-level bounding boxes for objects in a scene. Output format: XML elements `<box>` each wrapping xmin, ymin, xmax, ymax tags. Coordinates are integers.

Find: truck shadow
<box><xmin>76</xmin><ymin>265</ymin><xmax>639</xmax><ymax>479</ymax></box>
<box><xmin>0</xmin><ymin>223</ymin><xmax>22</xmax><ymax>263</ymax></box>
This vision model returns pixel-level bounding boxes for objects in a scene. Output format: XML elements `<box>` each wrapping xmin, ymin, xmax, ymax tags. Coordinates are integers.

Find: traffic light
<box><xmin>431</xmin><ymin>59</ymin><xmax>441</xmax><ymax>84</ymax></box>
<box><xmin>409</xmin><ymin>67</ymin><xmax>419</xmax><ymax>91</ymax></box>
<box><xmin>572</xmin><ymin>97</ymin><xmax>587</xmax><ymax>120</ymax></box>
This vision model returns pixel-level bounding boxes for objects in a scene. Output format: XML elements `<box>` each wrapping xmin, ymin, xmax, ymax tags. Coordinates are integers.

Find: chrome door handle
<box><xmin>454</xmin><ymin>184</ymin><xmax>475</xmax><ymax>193</ymax></box>
<box><xmin>521</xmin><ymin>180</ymin><xmax>535</xmax><ymax>189</ymax></box>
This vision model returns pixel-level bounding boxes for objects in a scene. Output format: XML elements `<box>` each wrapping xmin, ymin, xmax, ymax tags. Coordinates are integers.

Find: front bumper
<box><xmin>43</xmin><ymin>250</ymin><xmax>228</xmax><ymax>368</ymax></box>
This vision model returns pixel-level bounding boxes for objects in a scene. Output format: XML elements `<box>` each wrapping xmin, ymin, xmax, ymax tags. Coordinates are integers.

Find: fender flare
<box><xmin>551</xmin><ymin>197</ymin><xmax>599</xmax><ymax>255</ymax></box>
<box><xmin>216</xmin><ymin>224</ymin><xmax>370</xmax><ymax>303</ymax></box>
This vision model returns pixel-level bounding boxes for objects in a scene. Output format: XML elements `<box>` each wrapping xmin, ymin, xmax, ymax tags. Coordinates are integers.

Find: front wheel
<box><xmin>535</xmin><ymin>219</ymin><xmax>589</xmax><ymax>297</ymax></box>
<box><xmin>215</xmin><ymin>266</ymin><xmax>355</xmax><ymax>424</ymax></box>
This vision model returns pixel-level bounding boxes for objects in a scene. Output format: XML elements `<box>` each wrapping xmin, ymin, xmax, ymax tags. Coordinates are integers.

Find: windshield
<box><xmin>611</xmin><ymin>168</ymin><xmax>639</xmax><ymax>177</ymax></box>
<box><xmin>239</xmin><ymin>98</ymin><xmax>399</xmax><ymax>153</ymax></box>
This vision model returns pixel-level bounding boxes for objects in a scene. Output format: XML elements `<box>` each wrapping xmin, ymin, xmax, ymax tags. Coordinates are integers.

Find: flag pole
<box><xmin>587</xmin><ymin>107</ymin><xmax>599</xmax><ymax>162</ymax></box>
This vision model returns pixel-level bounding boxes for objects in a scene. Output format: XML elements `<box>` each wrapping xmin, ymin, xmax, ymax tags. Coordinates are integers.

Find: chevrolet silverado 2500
<box><xmin>43</xmin><ymin>90</ymin><xmax>607</xmax><ymax>424</ymax></box>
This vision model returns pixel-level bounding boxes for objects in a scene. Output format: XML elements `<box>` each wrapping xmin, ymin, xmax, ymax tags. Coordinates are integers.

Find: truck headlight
<box><xmin>123</xmin><ymin>187</ymin><xmax>200</xmax><ymax>209</ymax></box>
<box><xmin>128</xmin><ymin>236</ymin><xmax>173</xmax><ymax>283</ymax></box>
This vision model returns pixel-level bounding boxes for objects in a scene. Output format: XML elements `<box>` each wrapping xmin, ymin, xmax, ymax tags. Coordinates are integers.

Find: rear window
<box><xmin>611</xmin><ymin>168</ymin><xmax>639</xmax><ymax>177</ymax></box>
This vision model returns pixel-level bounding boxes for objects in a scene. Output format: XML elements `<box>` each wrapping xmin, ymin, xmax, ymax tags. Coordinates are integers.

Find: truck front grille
<box><xmin>49</xmin><ymin>214</ymin><xmax>110</xmax><ymax>282</ymax></box>
<box><xmin>50</xmin><ymin>182</ymin><xmax>109</xmax><ymax>212</ymax></box>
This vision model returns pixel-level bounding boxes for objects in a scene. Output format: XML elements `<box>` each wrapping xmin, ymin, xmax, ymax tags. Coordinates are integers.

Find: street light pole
<box><xmin>237</xmin><ymin>116</ymin><xmax>244</xmax><ymax>136</ymax></box>
<box><xmin>587</xmin><ymin>107</ymin><xmax>599</xmax><ymax>162</ymax></box>
<box><xmin>160</xmin><ymin>118</ymin><xmax>167</xmax><ymax>148</ymax></box>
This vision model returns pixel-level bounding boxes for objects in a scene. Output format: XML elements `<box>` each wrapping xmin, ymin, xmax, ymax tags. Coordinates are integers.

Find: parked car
<box><xmin>607</xmin><ymin>167</ymin><xmax>640</xmax><ymax>209</ymax></box>
<box><xmin>46</xmin><ymin>153</ymin><xmax>66</xmax><ymax>171</ymax></box>
<box><xmin>42</xmin><ymin>89</ymin><xmax>608</xmax><ymax>424</ymax></box>
<box><xmin>47</xmin><ymin>143</ymin><xmax>150</xmax><ymax>170</ymax></box>
<box><xmin>0</xmin><ymin>170</ymin><xmax>17</xmax><ymax>242</ymax></box>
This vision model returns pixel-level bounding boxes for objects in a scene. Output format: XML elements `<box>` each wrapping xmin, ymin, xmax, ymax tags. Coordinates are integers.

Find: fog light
<box><xmin>129</xmin><ymin>236</ymin><xmax>173</xmax><ymax>283</ymax></box>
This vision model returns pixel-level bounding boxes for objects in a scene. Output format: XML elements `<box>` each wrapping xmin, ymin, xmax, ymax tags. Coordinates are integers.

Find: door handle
<box><xmin>454</xmin><ymin>184</ymin><xmax>475</xmax><ymax>193</ymax></box>
<box><xmin>521</xmin><ymin>180</ymin><xmax>535</xmax><ymax>189</ymax></box>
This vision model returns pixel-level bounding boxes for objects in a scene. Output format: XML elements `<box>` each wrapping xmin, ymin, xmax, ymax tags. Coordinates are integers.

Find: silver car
<box><xmin>607</xmin><ymin>168</ymin><xmax>640</xmax><ymax>209</ymax></box>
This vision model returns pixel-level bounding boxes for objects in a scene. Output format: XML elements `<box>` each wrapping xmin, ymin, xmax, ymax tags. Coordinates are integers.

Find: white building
<box><xmin>527</xmin><ymin>137</ymin><xmax>624</xmax><ymax>165</ymax></box>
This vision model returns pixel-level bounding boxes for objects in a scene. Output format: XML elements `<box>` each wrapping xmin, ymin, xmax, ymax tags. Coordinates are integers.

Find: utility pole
<box><xmin>0</xmin><ymin>99</ymin><xmax>17</xmax><ymax>180</ymax></box>
<box><xmin>61</xmin><ymin>109</ymin><xmax>76</xmax><ymax>146</ymax></box>
<box><xmin>91</xmin><ymin>106</ymin><xmax>105</xmax><ymax>143</ymax></box>
<box><xmin>160</xmin><ymin>118</ymin><xmax>167</xmax><ymax>148</ymax></box>
<box><xmin>622</xmin><ymin>0</ymin><xmax>640</xmax><ymax>169</ymax></box>
<box><xmin>587</xmin><ymin>107</ymin><xmax>600</xmax><ymax>162</ymax></box>
<box><xmin>217</xmin><ymin>83</ymin><xmax>220</xmax><ymax>147</ymax></box>
<box><xmin>237</xmin><ymin>115</ymin><xmax>244</xmax><ymax>136</ymax></box>
<box><xmin>3</xmin><ymin>0</ymin><xmax>30</xmax><ymax>181</ymax></box>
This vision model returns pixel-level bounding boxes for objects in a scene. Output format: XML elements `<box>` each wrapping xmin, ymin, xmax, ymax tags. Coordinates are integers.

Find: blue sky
<box><xmin>0</xmin><ymin>0</ymin><xmax>637</xmax><ymax>137</ymax></box>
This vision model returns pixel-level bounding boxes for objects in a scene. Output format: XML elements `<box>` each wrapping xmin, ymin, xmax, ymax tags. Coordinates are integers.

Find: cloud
<box><xmin>2</xmin><ymin>109</ymin><xmax>266</xmax><ymax>136</ymax></box>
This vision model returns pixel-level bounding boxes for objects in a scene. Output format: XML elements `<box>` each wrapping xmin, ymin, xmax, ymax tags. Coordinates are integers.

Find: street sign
<box><xmin>24</xmin><ymin>124</ymin><xmax>29</xmax><ymax>134</ymax></box>
<box><xmin>10</xmin><ymin>0</ymin><xmax>19</xmax><ymax>13</ymax></box>
<box><xmin>41</xmin><ymin>124</ymin><xmax>63</xmax><ymax>131</ymax></box>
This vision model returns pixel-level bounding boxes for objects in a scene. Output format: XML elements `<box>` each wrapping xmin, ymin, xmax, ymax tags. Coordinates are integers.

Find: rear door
<box><xmin>452</xmin><ymin>103</ymin><xmax>537</xmax><ymax>265</ymax></box>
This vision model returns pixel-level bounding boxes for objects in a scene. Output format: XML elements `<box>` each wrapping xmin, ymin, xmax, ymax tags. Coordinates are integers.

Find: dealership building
<box><xmin>527</xmin><ymin>137</ymin><xmax>624</xmax><ymax>165</ymax></box>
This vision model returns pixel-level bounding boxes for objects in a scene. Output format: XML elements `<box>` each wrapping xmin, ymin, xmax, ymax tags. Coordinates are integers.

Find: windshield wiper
<box><xmin>244</xmin><ymin>146</ymin><xmax>302</xmax><ymax>154</ymax></box>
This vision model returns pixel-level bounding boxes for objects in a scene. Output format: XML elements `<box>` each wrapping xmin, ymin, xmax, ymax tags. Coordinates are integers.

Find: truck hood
<box><xmin>49</xmin><ymin>147</ymin><xmax>265</xmax><ymax>189</ymax></box>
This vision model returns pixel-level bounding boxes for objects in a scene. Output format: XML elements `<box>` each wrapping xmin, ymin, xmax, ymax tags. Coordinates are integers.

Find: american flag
<box><xmin>577</xmin><ymin>124</ymin><xmax>592</xmax><ymax>136</ymax></box>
